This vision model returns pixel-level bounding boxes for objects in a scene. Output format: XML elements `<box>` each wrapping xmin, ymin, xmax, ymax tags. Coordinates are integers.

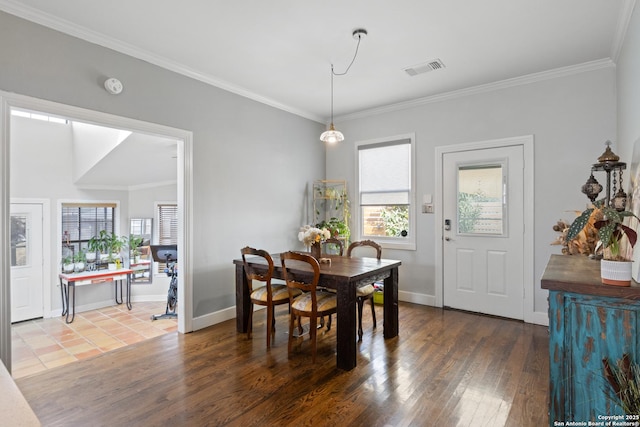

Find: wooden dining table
<box><xmin>234</xmin><ymin>253</ymin><xmax>401</xmax><ymax>370</ymax></box>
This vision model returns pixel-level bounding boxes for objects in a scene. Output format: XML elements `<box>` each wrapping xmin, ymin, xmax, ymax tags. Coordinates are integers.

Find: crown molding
<box><xmin>0</xmin><ymin>0</ymin><xmax>324</xmax><ymax>124</ymax></box>
<box><xmin>335</xmin><ymin>58</ymin><xmax>616</xmax><ymax>122</ymax></box>
<box><xmin>611</xmin><ymin>0</ymin><xmax>637</xmax><ymax>62</ymax></box>
<box><xmin>0</xmin><ymin>0</ymin><xmax>624</xmax><ymax>126</ymax></box>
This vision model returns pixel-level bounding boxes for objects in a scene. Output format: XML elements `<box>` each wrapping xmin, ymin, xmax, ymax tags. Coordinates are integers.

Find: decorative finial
<box><xmin>598</xmin><ymin>140</ymin><xmax>620</xmax><ymax>163</ymax></box>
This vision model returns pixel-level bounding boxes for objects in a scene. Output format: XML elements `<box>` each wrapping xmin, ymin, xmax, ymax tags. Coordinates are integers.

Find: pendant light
<box><xmin>320</xmin><ymin>65</ymin><xmax>344</xmax><ymax>144</ymax></box>
<box><xmin>320</xmin><ymin>29</ymin><xmax>367</xmax><ymax>144</ymax></box>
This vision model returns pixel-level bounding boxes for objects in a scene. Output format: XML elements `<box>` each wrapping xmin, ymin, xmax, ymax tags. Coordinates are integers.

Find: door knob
<box><xmin>445</xmin><ymin>237</ymin><xmax>451</xmax><ymax>241</ymax></box>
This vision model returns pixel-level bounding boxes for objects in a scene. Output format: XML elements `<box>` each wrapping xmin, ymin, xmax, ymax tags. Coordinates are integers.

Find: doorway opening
<box><xmin>0</xmin><ymin>91</ymin><xmax>193</xmax><ymax>373</ymax></box>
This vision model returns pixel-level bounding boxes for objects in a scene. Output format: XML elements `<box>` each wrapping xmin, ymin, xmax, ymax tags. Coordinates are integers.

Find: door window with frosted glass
<box><xmin>11</xmin><ymin>215</ymin><xmax>28</xmax><ymax>267</ymax></box>
<box><xmin>457</xmin><ymin>164</ymin><xmax>506</xmax><ymax>235</ymax></box>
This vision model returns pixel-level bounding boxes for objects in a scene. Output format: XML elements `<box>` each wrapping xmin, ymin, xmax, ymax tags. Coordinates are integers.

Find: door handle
<box><xmin>445</xmin><ymin>237</ymin><xmax>452</xmax><ymax>241</ymax></box>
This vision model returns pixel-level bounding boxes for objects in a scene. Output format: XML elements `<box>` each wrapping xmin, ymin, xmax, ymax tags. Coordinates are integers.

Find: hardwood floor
<box><xmin>15</xmin><ymin>303</ymin><xmax>549</xmax><ymax>427</ymax></box>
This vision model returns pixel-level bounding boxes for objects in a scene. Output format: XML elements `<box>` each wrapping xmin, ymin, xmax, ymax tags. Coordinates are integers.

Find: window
<box><xmin>61</xmin><ymin>203</ymin><xmax>115</xmax><ymax>259</ymax></box>
<box><xmin>156</xmin><ymin>203</ymin><xmax>178</xmax><ymax>272</ymax></box>
<box><xmin>457</xmin><ymin>164</ymin><xmax>505</xmax><ymax>235</ymax></box>
<box><xmin>357</xmin><ymin>134</ymin><xmax>415</xmax><ymax>250</ymax></box>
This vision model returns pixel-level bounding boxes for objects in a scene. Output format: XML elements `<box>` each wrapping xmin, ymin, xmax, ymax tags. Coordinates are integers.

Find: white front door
<box><xmin>442</xmin><ymin>145</ymin><xmax>524</xmax><ymax>320</ymax></box>
<box><xmin>10</xmin><ymin>203</ymin><xmax>44</xmax><ymax>323</ymax></box>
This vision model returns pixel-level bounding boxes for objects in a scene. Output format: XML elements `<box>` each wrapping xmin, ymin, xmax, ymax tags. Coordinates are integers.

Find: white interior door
<box><xmin>442</xmin><ymin>145</ymin><xmax>524</xmax><ymax>320</ymax></box>
<box><xmin>10</xmin><ymin>203</ymin><xmax>44</xmax><ymax>323</ymax></box>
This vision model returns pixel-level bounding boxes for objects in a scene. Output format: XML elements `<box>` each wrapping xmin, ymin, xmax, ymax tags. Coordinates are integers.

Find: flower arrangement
<box><xmin>298</xmin><ymin>225</ymin><xmax>331</xmax><ymax>246</ymax></box>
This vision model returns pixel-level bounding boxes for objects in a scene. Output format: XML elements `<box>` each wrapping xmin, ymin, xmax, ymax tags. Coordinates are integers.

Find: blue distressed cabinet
<box><xmin>541</xmin><ymin>254</ymin><xmax>640</xmax><ymax>425</ymax></box>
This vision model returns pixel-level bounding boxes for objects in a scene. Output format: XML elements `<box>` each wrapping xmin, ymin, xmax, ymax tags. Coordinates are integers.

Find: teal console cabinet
<box><xmin>541</xmin><ymin>254</ymin><xmax>640</xmax><ymax>424</ymax></box>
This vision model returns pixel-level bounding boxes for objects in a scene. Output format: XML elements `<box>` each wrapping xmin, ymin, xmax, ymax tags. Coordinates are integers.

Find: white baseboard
<box><xmin>192</xmin><ymin>306</ymin><xmax>237</xmax><ymax>331</ymax></box>
<box><xmin>531</xmin><ymin>311</ymin><xmax>549</xmax><ymax>327</ymax></box>
<box><xmin>398</xmin><ymin>290</ymin><xmax>437</xmax><ymax>306</ymax></box>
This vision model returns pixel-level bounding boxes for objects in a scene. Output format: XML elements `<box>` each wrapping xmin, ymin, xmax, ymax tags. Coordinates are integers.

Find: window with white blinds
<box><xmin>61</xmin><ymin>203</ymin><xmax>115</xmax><ymax>258</ymax></box>
<box><xmin>157</xmin><ymin>203</ymin><xmax>178</xmax><ymax>272</ymax></box>
<box><xmin>356</xmin><ymin>134</ymin><xmax>416</xmax><ymax>250</ymax></box>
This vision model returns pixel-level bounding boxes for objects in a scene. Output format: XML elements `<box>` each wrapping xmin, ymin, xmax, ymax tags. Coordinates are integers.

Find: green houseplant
<box><xmin>128</xmin><ymin>234</ymin><xmax>144</xmax><ymax>262</ymax></box>
<box><xmin>73</xmin><ymin>250</ymin><xmax>86</xmax><ymax>272</ymax></box>
<box><xmin>565</xmin><ymin>199</ymin><xmax>639</xmax><ymax>285</ymax></box>
<box><xmin>602</xmin><ymin>354</ymin><xmax>640</xmax><ymax>415</ymax></box>
<box><xmin>62</xmin><ymin>255</ymin><xmax>74</xmax><ymax>273</ymax></box>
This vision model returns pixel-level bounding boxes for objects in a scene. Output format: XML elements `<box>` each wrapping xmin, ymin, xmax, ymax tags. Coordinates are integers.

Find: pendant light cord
<box><xmin>332</xmin><ymin>33</ymin><xmax>364</xmax><ymax>76</ymax></box>
<box><xmin>328</xmin><ymin>32</ymin><xmax>364</xmax><ymax>122</ymax></box>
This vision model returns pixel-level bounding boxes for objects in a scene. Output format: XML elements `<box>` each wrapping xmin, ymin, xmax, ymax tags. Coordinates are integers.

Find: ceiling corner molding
<box><xmin>611</xmin><ymin>0</ymin><xmax>637</xmax><ymax>63</ymax></box>
<box><xmin>0</xmin><ymin>0</ymin><xmax>323</xmax><ymax>124</ymax></box>
<box><xmin>128</xmin><ymin>180</ymin><xmax>178</xmax><ymax>192</ymax></box>
<box><xmin>336</xmin><ymin>58</ymin><xmax>616</xmax><ymax>122</ymax></box>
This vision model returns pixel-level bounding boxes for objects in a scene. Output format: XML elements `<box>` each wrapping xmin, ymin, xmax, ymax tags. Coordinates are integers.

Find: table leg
<box><xmin>126</xmin><ymin>274</ymin><xmax>132</xmax><ymax>310</ymax></box>
<box><xmin>336</xmin><ymin>284</ymin><xmax>357</xmax><ymax>371</ymax></box>
<box><xmin>65</xmin><ymin>284</ymin><xmax>76</xmax><ymax>324</ymax></box>
<box><xmin>235</xmin><ymin>264</ymin><xmax>251</xmax><ymax>333</ymax></box>
<box><xmin>115</xmin><ymin>280</ymin><xmax>123</xmax><ymax>304</ymax></box>
<box><xmin>60</xmin><ymin>278</ymin><xmax>68</xmax><ymax>316</ymax></box>
<box><xmin>383</xmin><ymin>267</ymin><xmax>399</xmax><ymax>338</ymax></box>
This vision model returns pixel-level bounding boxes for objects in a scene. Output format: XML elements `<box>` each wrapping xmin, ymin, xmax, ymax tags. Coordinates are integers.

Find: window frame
<box><xmin>354</xmin><ymin>133</ymin><xmax>416</xmax><ymax>251</ymax></box>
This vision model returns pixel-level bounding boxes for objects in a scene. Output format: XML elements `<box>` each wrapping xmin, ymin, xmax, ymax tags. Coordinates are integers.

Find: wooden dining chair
<box><xmin>322</xmin><ymin>237</ymin><xmax>344</xmax><ymax>256</ymax></box>
<box><xmin>241</xmin><ymin>247</ymin><xmax>301</xmax><ymax>348</ymax></box>
<box><xmin>280</xmin><ymin>251</ymin><xmax>337</xmax><ymax>363</ymax></box>
<box><xmin>346</xmin><ymin>239</ymin><xmax>382</xmax><ymax>341</ymax></box>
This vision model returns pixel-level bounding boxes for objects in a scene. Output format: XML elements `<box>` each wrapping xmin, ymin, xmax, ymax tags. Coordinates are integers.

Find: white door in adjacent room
<box><xmin>10</xmin><ymin>203</ymin><xmax>44</xmax><ymax>323</ymax></box>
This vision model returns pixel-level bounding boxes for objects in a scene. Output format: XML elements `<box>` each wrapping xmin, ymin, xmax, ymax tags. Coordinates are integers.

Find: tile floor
<box><xmin>11</xmin><ymin>301</ymin><xmax>177</xmax><ymax>379</ymax></box>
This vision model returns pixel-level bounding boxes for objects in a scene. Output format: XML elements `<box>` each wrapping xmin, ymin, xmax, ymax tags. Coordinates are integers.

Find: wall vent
<box><xmin>403</xmin><ymin>59</ymin><xmax>446</xmax><ymax>76</ymax></box>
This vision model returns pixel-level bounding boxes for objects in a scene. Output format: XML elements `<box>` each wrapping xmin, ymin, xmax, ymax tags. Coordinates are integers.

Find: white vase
<box><xmin>600</xmin><ymin>259</ymin><xmax>632</xmax><ymax>286</ymax></box>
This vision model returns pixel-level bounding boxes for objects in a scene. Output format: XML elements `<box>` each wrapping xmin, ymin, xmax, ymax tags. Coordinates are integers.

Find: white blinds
<box><xmin>158</xmin><ymin>204</ymin><xmax>178</xmax><ymax>245</ymax></box>
<box><xmin>359</xmin><ymin>140</ymin><xmax>411</xmax><ymax>206</ymax></box>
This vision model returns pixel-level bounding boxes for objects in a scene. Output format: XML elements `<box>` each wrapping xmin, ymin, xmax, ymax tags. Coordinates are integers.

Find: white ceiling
<box><xmin>0</xmin><ymin>0</ymin><xmax>634</xmax><ymax>124</ymax></box>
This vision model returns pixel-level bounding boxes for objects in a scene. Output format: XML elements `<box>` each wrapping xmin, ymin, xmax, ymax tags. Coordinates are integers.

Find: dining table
<box><xmin>234</xmin><ymin>252</ymin><xmax>401</xmax><ymax>370</ymax></box>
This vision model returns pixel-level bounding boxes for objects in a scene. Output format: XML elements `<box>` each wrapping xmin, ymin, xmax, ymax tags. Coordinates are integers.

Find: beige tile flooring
<box><xmin>11</xmin><ymin>301</ymin><xmax>177</xmax><ymax>379</ymax></box>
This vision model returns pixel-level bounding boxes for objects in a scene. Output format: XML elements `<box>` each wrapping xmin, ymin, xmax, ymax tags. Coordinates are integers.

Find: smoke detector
<box><xmin>104</xmin><ymin>77</ymin><xmax>124</xmax><ymax>95</ymax></box>
<box><xmin>403</xmin><ymin>59</ymin><xmax>446</xmax><ymax>76</ymax></box>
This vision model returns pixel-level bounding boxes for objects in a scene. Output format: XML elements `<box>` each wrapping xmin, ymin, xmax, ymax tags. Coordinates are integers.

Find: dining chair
<box><xmin>241</xmin><ymin>246</ymin><xmax>301</xmax><ymax>348</ymax></box>
<box><xmin>346</xmin><ymin>239</ymin><xmax>382</xmax><ymax>341</ymax></box>
<box><xmin>322</xmin><ymin>237</ymin><xmax>344</xmax><ymax>256</ymax></box>
<box><xmin>280</xmin><ymin>251</ymin><xmax>337</xmax><ymax>363</ymax></box>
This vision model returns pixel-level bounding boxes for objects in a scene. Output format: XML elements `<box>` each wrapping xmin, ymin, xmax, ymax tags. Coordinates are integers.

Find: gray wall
<box><xmin>328</xmin><ymin>66</ymin><xmax>617</xmax><ymax>320</ymax></box>
<box><xmin>618</xmin><ymin>3</ymin><xmax>640</xmax><ymax>163</ymax></box>
<box><xmin>0</xmin><ymin>12</ymin><xmax>325</xmax><ymax>322</ymax></box>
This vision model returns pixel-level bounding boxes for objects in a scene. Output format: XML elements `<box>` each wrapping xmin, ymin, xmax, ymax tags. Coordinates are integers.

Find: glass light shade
<box><xmin>320</xmin><ymin>123</ymin><xmax>344</xmax><ymax>144</ymax></box>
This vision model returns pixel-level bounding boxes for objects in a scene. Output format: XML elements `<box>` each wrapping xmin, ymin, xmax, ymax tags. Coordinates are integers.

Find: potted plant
<box><xmin>89</xmin><ymin>230</ymin><xmax>112</xmax><ymax>262</ymax></box>
<box><xmin>602</xmin><ymin>354</ymin><xmax>640</xmax><ymax>414</ymax></box>
<box><xmin>104</xmin><ymin>233</ymin><xmax>124</xmax><ymax>269</ymax></box>
<box><xmin>62</xmin><ymin>255</ymin><xmax>74</xmax><ymax>273</ymax></box>
<box><xmin>317</xmin><ymin>217</ymin><xmax>350</xmax><ymax>243</ymax></box>
<box><xmin>565</xmin><ymin>199</ymin><xmax>639</xmax><ymax>286</ymax></box>
<box><xmin>128</xmin><ymin>234</ymin><xmax>144</xmax><ymax>263</ymax></box>
<box><xmin>73</xmin><ymin>250</ymin><xmax>86</xmax><ymax>272</ymax></box>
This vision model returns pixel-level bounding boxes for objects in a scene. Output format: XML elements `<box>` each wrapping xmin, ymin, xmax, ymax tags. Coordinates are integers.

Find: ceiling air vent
<box><xmin>403</xmin><ymin>59</ymin><xmax>446</xmax><ymax>76</ymax></box>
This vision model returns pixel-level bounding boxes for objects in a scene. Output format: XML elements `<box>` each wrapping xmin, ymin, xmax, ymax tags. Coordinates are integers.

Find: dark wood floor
<box><xmin>16</xmin><ymin>303</ymin><xmax>549</xmax><ymax>427</ymax></box>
